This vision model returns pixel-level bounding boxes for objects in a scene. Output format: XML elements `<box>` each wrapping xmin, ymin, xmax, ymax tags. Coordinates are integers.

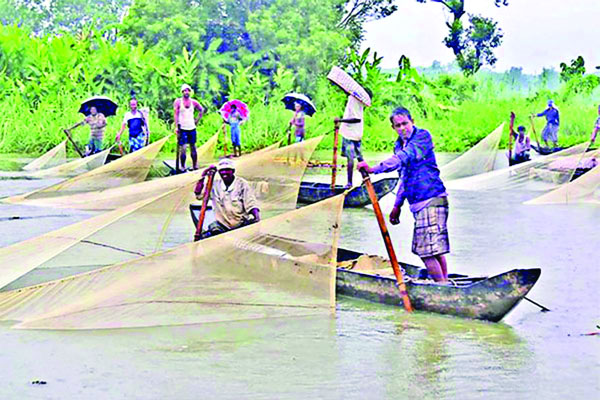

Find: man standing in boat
<box><xmin>194</xmin><ymin>158</ymin><xmax>260</xmax><ymax>238</ymax></box>
<box><xmin>66</xmin><ymin>106</ymin><xmax>107</xmax><ymax>156</ymax></box>
<box><xmin>533</xmin><ymin>100</ymin><xmax>560</xmax><ymax>149</ymax></box>
<box><xmin>174</xmin><ymin>83</ymin><xmax>204</xmax><ymax>171</ymax></box>
<box><xmin>591</xmin><ymin>104</ymin><xmax>600</xmax><ymax>144</ymax></box>
<box><xmin>357</xmin><ymin>107</ymin><xmax>450</xmax><ymax>283</ymax></box>
<box><xmin>116</xmin><ymin>98</ymin><xmax>150</xmax><ymax>153</ymax></box>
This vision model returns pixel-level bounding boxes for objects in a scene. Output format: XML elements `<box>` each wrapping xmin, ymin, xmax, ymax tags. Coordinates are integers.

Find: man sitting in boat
<box><xmin>357</xmin><ymin>107</ymin><xmax>450</xmax><ymax>283</ymax></box>
<box><xmin>510</xmin><ymin>125</ymin><xmax>531</xmax><ymax>163</ymax></box>
<box><xmin>194</xmin><ymin>158</ymin><xmax>260</xmax><ymax>238</ymax></box>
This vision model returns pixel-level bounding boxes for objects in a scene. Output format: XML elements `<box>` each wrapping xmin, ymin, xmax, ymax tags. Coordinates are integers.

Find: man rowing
<box><xmin>357</xmin><ymin>107</ymin><xmax>450</xmax><ymax>283</ymax></box>
<box><xmin>65</xmin><ymin>106</ymin><xmax>107</xmax><ymax>156</ymax></box>
<box><xmin>533</xmin><ymin>99</ymin><xmax>560</xmax><ymax>149</ymax></box>
<box><xmin>508</xmin><ymin>112</ymin><xmax>531</xmax><ymax>163</ymax></box>
<box><xmin>194</xmin><ymin>158</ymin><xmax>260</xmax><ymax>239</ymax></box>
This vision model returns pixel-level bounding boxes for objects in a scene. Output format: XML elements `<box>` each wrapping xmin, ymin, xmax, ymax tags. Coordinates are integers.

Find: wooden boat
<box><xmin>335</xmin><ymin>247</ymin><xmax>540</xmax><ymax>322</ymax></box>
<box><xmin>105</xmin><ymin>153</ymin><xmax>121</xmax><ymax>163</ymax></box>
<box><xmin>298</xmin><ymin>177</ymin><xmax>399</xmax><ymax>208</ymax></box>
<box><xmin>531</xmin><ymin>144</ymin><xmax>564</xmax><ymax>155</ymax></box>
<box><xmin>187</xmin><ymin>209</ymin><xmax>541</xmax><ymax>322</ymax></box>
<box><xmin>508</xmin><ymin>155</ymin><xmax>531</xmax><ymax>166</ymax></box>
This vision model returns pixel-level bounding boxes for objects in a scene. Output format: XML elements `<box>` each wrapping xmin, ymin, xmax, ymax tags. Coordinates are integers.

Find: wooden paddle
<box><xmin>358</xmin><ymin>167</ymin><xmax>413</xmax><ymax>312</ymax></box>
<box><xmin>221</xmin><ymin>123</ymin><xmax>228</xmax><ymax>156</ymax></box>
<box><xmin>62</xmin><ymin>128</ymin><xmax>85</xmax><ymax>157</ymax></box>
<box><xmin>193</xmin><ymin>169</ymin><xmax>215</xmax><ymax>242</ymax></box>
<box><xmin>331</xmin><ymin>118</ymin><xmax>340</xmax><ymax>190</ymax></box>
<box><xmin>175</xmin><ymin>126</ymin><xmax>181</xmax><ymax>173</ymax></box>
<box><xmin>508</xmin><ymin>112</ymin><xmax>515</xmax><ymax>161</ymax></box>
<box><xmin>529</xmin><ymin>115</ymin><xmax>542</xmax><ymax>149</ymax></box>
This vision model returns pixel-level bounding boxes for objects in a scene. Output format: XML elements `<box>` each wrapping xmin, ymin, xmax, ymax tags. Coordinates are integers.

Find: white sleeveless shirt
<box><xmin>178</xmin><ymin>98</ymin><xmax>196</xmax><ymax>130</ymax></box>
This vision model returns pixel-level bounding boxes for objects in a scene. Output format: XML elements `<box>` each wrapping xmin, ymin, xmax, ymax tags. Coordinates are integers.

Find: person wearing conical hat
<box><xmin>194</xmin><ymin>158</ymin><xmax>260</xmax><ymax>239</ymax></box>
<box><xmin>174</xmin><ymin>83</ymin><xmax>204</xmax><ymax>171</ymax></box>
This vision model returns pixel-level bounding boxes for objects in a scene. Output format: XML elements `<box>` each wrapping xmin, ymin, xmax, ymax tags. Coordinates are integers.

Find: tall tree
<box><xmin>416</xmin><ymin>0</ymin><xmax>508</xmax><ymax>75</ymax></box>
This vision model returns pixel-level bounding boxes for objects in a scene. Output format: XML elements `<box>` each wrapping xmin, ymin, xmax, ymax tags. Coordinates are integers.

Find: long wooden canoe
<box><xmin>531</xmin><ymin>144</ymin><xmax>564</xmax><ymax>155</ymax></box>
<box><xmin>298</xmin><ymin>177</ymin><xmax>399</xmax><ymax>208</ymax></box>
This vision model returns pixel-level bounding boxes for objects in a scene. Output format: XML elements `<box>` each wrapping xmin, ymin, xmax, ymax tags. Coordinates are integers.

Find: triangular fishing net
<box><xmin>21</xmin><ymin>141</ymin><xmax>67</xmax><ymax>171</ymax></box>
<box><xmin>27</xmin><ymin>148</ymin><xmax>110</xmax><ymax>178</ymax></box>
<box><xmin>3</xmin><ymin>135</ymin><xmax>171</xmax><ymax>203</ymax></box>
<box><xmin>524</xmin><ymin>149</ymin><xmax>600</xmax><ymax>205</ymax></box>
<box><xmin>440</xmin><ymin>124</ymin><xmax>504</xmax><ymax>180</ymax></box>
<box><xmin>445</xmin><ymin>143</ymin><xmax>592</xmax><ymax>192</ymax></box>
<box><xmin>0</xmin><ymin>137</ymin><xmax>323</xmax><ymax>290</ymax></box>
<box><xmin>0</xmin><ymin>193</ymin><xmax>344</xmax><ymax>330</ymax></box>
<box><xmin>3</xmin><ymin>137</ymin><xmax>320</xmax><ymax>211</ymax></box>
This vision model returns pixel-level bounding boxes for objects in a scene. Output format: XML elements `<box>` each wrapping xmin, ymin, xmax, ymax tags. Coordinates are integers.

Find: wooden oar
<box><xmin>331</xmin><ymin>118</ymin><xmax>340</xmax><ymax>190</ymax></box>
<box><xmin>286</xmin><ymin>125</ymin><xmax>292</xmax><ymax>146</ymax></box>
<box><xmin>193</xmin><ymin>169</ymin><xmax>215</xmax><ymax>242</ymax></box>
<box><xmin>358</xmin><ymin>167</ymin><xmax>413</xmax><ymax>312</ymax></box>
<box><xmin>175</xmin><ymin>127</ymin><xmax>181</xmax><ymax>174</ymax></box>
<box><xmin>221</xmin><ymin>123</ymin><xmax>228</xmax><ymax>156</ymax></box>
<box><xmin>62</xmin><ymin>128</ymin><xmax>85</xmax><ymax>157</ymax></box>
<box><xmin>529</xmin><ymin>115</ymin><xmax>541</xmax><ymax>149</ymax></box>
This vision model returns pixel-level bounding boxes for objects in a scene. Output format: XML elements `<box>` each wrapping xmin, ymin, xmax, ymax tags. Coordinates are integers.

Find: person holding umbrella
<box><xmin>116</xmin><ymin>98</ymin><xmax>150</xmax><ymax>153</ymax></box>
<box><xmin>289</xmin><ymin>102</ymin><xmax>306</xmax><ymax>142</ymax></box>
<box><xmin>66</xmin><ymin>106</ymin><xmax>107</xmax><ymax>156</ymax></box>
<box><xmin>220</xmin><ymin>100</ymin><xmax>249</xmax><ymax>157</ymax></box>
<box><xmin>174</xmin><ymin>83</ymin><xmax>204</xmax><ymax>171</ymax></box>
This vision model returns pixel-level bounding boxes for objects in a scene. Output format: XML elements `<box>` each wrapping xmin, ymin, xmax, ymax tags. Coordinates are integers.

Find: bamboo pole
<box><xmin>193</xmin><ymin>170</ymin><xmax>215</xmax><ymax>242</ymax></box>
<box><xmin>331</xmin><ymin>118</ymin><xmax>340</xmax><ymax>190</ymax></box>
<box><xmin>62</xmin><ymin>128</ymin><xmax>85</xmax><ymax>157</ymax></box>
<box><xmin>358</xmin><ymin>167</ymin><xmax>413</xmax><ymax>312</ymax></box>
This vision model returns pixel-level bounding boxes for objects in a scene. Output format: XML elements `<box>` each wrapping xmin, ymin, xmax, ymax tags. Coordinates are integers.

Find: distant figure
<box><xmin>508</xmin><ymin>112</ymin><xmax>531</xmax><ymax>163</ymax></box>
<box><xmin>194</xmin><ymin>158</ymin><xmax>260</xmax><ymax>239</ymax></box>
<box><xmin>225</xmin><ymin>105</ymin><xmax>244</xmax><ymax>157</ymax></box>
<box><xmin>591</xmin><ymin>104</ymin><xmax>600</xmax><ymax>144</ymax></box>
<box><xmin>340</xmin><ymin>88</ymin><xmax>371</xmax><ymax>188</ymax></box>
<box><xmin>174</xmin><ymin>83</ymin><xmax>204</xmax><ymax>171</ymax></box>
<box><xmin>67</xmin><ymin>106</ymin><xmax>106</xmax><ymax>156</ymax></box>
<box><xmin>116</xmin><ymin>98</ymin><xmax>150</xmax><ymax>153</ymax></box>
<box><xmin>534</xmin><ymin>100</ymin><xmax>560</xmax><ymax>149</ymax></box>
<box><xmin>289</xmin><ymin>102</ymin><xmax>306</xmax><ymax>142</ymax></box>
<box><xmin>357</xmin><ymin>107</ymin><xmax>450</xmax><ymax>283</ymax></box>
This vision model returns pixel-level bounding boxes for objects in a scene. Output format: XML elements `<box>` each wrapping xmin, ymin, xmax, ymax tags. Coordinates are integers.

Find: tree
<box><xmin>559</xmin><ymin>56</ymin><xmax>585</xmax><ymax>82</ymax></box>
<box><xmin>416</xmin><ymin>0</ymin><xmax>507</xmax><ymax>75</ymax></box>
<box><xmin>338</xmin><ymin>0</ymin><xmax>398</xmax><ymax>44</ymax></box>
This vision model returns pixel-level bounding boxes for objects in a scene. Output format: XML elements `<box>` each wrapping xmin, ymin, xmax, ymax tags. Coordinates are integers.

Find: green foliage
<box><xmin>559</xmin><ymin>56</ymin><xmax>586</xmax><ymax>82</ymax></box>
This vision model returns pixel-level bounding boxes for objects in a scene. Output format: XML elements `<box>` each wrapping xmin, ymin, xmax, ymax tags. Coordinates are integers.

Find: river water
<box><xmin>0</xmin><ymin>154</ymin><xmax>598</xmax><ymax>399</ymax></box>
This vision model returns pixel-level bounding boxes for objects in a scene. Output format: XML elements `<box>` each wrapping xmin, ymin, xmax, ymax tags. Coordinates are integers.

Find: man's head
<box><xmin>217</xmin><ymin>158</ymin><xmax>236</xmax><ymax>185</ymax></box>
<box><xmin>181</xmin><ymin>84</ymin><xmax>192</xmax><ymax>98</ymax></box>
<box><xmin>90</xmin><ymin>106</ymin><xmax>98</xmax><ymax>116</ymax></box>
<box><xmin>548</xmin><ymin>99</ymin><xmax>554</xmax><ymax>107</ymax></box>
<box><xmin>389</xmin><ymin>107</ymin><xmax>414</xmax><ymax>138</ymax></box>
<box><xmin>129</xmin><ymin>99</ymin><xmax>138</xmax><ymax>111</ymax></box>
<box><xmin>294</xmin><ymin>102</ymin><xmax>302</xmax><ymax>111</ymax></box>
<box><xmin>230</xmin><ymin>104</ymin><xmax>237</xmax><ymax>111</ymax></box>
<box><xmin>517</xmin><ymin>125</ymin><xmax>526</xmax><ymax>139</ymax></box>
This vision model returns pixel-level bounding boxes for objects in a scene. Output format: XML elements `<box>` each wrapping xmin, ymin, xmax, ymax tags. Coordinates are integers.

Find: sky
<box><xmin>361</xmin><ymin>0</ymin><xmax>600</xmax><ymax>73</ymax></box>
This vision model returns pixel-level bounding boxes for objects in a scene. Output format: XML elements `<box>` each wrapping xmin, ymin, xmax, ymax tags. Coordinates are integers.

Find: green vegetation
<box><xmin>0</xmin><ymin>1</ymin><xmax>598</xmax><ymax>158</ymax></box>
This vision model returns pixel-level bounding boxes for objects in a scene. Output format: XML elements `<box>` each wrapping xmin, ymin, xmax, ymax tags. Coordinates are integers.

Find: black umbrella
<box><xmin>281</xmin><ymin>93</ymin><xmax>317</xmax><ymax>116</ymax></box>
<box><xmin>78</xmin><ymin>96</ymin><xmax>118</xmax><ymax>117</ymax></box>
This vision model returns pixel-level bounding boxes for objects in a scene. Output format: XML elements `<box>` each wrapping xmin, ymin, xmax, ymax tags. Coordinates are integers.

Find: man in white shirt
<box><xmin>174</xmin><ymin>84</ymin><xmax>204</xmax><ymax>171</ymax></box>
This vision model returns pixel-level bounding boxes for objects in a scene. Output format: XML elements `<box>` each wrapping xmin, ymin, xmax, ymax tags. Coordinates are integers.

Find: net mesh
<box><xmin>440</xmin><ymin>124</ymin><xmax>504</xmax><ymax>180</ymax></box>
<box><xmin>525</xmin><ymin>149</ymin><xmax>600</xmax><ymax>205</ymax></box>
<box><xmin>3</xmin><ymin>135</ymin><xmax>172</xmax><ymax>203</ymax></box>
<box><xmin>0</xmin><ymin>136</ymin><xmax>323</xmax><ymax>291</ymax></box>
<box><xmin>4</xmin><ymin>137</ymin><xmax>320</xmax><ymax>211</ymax></box>
<box><xmin>445</xmin><ymin>143</ymin><xmax>592</xmax><ymax>192</ymax></box>
<box><xmin>27</xmin><ymin>148</ymin><xmax>110</xmax><ymax>178</ymax></box>
<box><xmin>21</xmin><ymin>141</ymin><xmax>67</xmax><ymax>171</ymax></box>
<box><xmin>0</xmin><ymin>192</ymin><xmax>343</xmax><ymax>330</ymax></box>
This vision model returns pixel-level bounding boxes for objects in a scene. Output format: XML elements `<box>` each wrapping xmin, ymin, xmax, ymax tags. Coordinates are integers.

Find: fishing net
<box><xmin>0</xmin><ymin>136</ymin><xmax>323</xmax><ymax>291</ymax></box>
<box><xmin>3</xmin><ymin>137</ymin><xmax>319</xmax><ymax>211</ymax></box>
<box><xmin>0</xmin><ymin>192</ymin><xmax>344</xmax><ymax>331</ymax></box>
<box><xmin>26</xmin><ymin>148</ymin><xmax>110</xmax><ymax>178</ymax></box>
<box><xmin>524</xmin><ymin>149</ymin><xmax>600</xmax><ymax>205</ymax></box>
<box><xmin>2</xmin><ymin>135</ymin><xmax>171</xmax><ymax>203</ymax></box>
<box><xmin>445</xmin><ymin>143</ymin><xmax>593</xmax><ymax>193</ymax></box>
<box><xmin>21</xmin><ymin>141</ymin><xmax>67</xmax><ymax>171</ymax></box>
<box><xmin>439</xmin><ymin>124</ymin><xmax>504</xmax><ymax>180</ymax></box>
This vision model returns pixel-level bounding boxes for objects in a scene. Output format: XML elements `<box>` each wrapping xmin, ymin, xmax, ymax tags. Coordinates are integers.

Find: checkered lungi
<box><xmin>412</xmin><ymin>197</ymin><xmax>450</xmax><ymax>258</ymax></box>
<box><xmin>542</xmin><ymin>123</ymin><xmax>559</xmax><ymax>143</ymax></box>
